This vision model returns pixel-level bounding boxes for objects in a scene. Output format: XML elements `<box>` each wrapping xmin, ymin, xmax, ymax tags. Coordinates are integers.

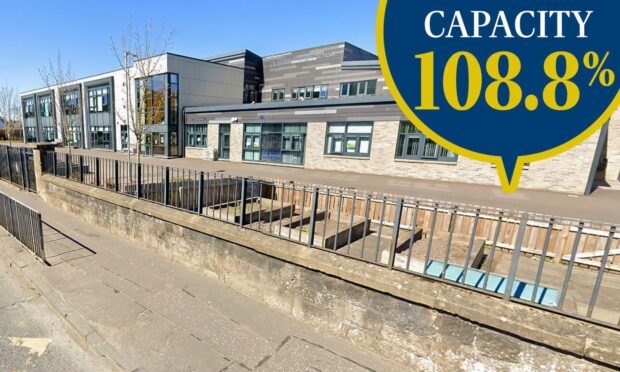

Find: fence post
<box><xmin>20</xmin><ymin>149</ymin><xmax>28</xmax><ymax>189</ymax></box>
<box><xmin>52</xmin><ymin>153</ymin><xmax>57</xmax><ymax>176</ymax></box>
<box><xmin>79</xmin><ymin>155</ymin><xmax>84</xmax><ymax>183</ymax></box>
<box><xmin>25</xmin><ymin>151</ymin><xmax>32</xmax><ymax>191</ymax></box>
<box><xmin>504</xmin><ymin>214</ymin><xmax>529</xmax><ymax>300</ymax></box>
<box><xmin>137</xmin><ymin>163</ymin><xmax>142</xmax><ymax>198</ymax></box>
<box><xmin>164</xmin><ymin>167</ymin><xmax>170</xmax><ymax>206</ymax></box>
<box><xmin>388</xmin><ymin>198</ymin><xmax>404</xmax><ymax>270</ymax></box>
<box><xmin>95</xmin><ymin>158</ymin><xmax>100</xmax><ymax>187</ymax></box>
<box><xmin>307</xmin><ymin>187</ymin><xmax>319</xmax><ymax>248</ymax></box>
<box><xmin>114</xmin><ymin>160</ymin><xmax>119</xmax><ymax>192</ymax></box>
<box><xmin>7</xmin><ymin>148</ymin><xmax>13</xmax><ymax>183</ymax></box>
<box><xmin>198</xmin><ymin>172</ymin><xmax>204</xmax><ymax>215</ymax></box>
<box><xmin>238</xmin><ymin>177</ymin><xmax>247</xmax><ymax>227</ymax></box>
<box><xmin>65</xmin><ymin>153</ymin><xmax>70</xmax><ymax>179</ymax></box>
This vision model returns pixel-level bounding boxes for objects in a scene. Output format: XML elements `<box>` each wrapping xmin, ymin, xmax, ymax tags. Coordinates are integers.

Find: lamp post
<box><xmin>125</xmin><ymin>51</ymin><xmax>137</xmax><ymax>181</ymax></box>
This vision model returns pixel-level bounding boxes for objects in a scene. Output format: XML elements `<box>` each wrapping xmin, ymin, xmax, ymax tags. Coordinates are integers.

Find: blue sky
<box><xmin>1</xmin><ymin>0</ymin><xmax>378</xmax><ymax>93</ymax></box>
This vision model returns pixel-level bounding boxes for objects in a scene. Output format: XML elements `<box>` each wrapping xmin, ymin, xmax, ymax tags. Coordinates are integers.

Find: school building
<box><xmin>19</xmin><ymin>42</ymin><xmax>620</xmax><ymax>195</ymax></box>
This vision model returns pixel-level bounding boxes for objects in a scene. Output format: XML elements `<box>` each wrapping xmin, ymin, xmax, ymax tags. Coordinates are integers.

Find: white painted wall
<box><xmin>19</xmin><ymin>53</ymin><xmax>244</xmax><ymax>152</ymax></box>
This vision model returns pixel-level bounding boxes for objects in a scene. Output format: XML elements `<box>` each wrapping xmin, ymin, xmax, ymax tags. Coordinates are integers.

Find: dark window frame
<box><xmin>340</xmin><ymin>80</ymin><xmax>377</xmax><ymax>97</ymax></box>
<box><xmin>325</xmin><ymin>122</ymin><xmax>373</xmax><ymax>158</ymax></box>
<box><xmin>395</xmin><ymin>121</ymin><xmax>457</xmax><ymax>162</ymax></box>
<box><xmin>39</xmin><ymin>95</ymin><xmax>53</xmax><ymax>117</ymax></box>
<box><xmin>271</xmin><ymin>88</ymin><xmax>285</xmax><ymax>102</ymax></box>
<box><xmin>243</xmin><ymin>123</ymin><xmax>307</xmax><ymax>165</ymax></box>
<box><xmin>186</xmin><ymin>124</ymin><xmax>209</xmax><ymax>148</ymax></box>
<box><xmin>88</xmin><ymin>85</ymin><xmax>110</xmax><ymax>113</ymax></box>
<box><xmin>23</xmin><ymin>98</ymin><xmax>35</xmax><ymax>118</ymax></box>
<box><xmin>292</xmin><ymin>85</ymin><xmax>328</xmax><ymax>101</ymax></box>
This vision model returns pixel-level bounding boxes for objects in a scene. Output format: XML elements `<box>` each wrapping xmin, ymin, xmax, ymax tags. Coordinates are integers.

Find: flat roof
<box><xmin>185</xmin><ymin>95</ymin><xmax>396</xmax><ymax>114</ymax></box>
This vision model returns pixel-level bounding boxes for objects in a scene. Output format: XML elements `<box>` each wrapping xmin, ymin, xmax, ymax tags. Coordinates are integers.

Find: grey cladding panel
<box><xmin>186</xmin><ymin>103</ymin><xmax>405</xmax><ymax>125</ymax></box>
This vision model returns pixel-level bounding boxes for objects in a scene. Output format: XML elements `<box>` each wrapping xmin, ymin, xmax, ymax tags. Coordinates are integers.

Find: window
<box><xmin>39</xmin><ymin>96</ymin><xmax>52</xmax><ymax>117</ymax></box>
<box><xmin>271</xmin><ymin>88</ymin><xmax>285</xmax><ymax>102</ymax></box>
<box><xmin>292</xmin><ymin>85</ymin><xmax>328</xmax><ymax>100</ymax></box>
<box><xmin>186</xmin><ymin>124</ymin><xmax>208</xmax><ymax>148</ymax></box>
<box><xmin>121</xmin><ymin>125</ymin><xmax>128</xmax><ymax>150</ymax></box>
<box><xmin>69</xmin><ymin>125</ymin><xmax>82</xmax><ymax>147</ymax></box>
<box><xmin>25</xmin><ymin>127</ymin><xmax>38</xmax><ymax>143</ymax></box>
<box><xmin>243</xmin><ymin>123</ymin><xmax>307</xmax><ymax>165</ymax></box>
<box><xmin>219</xmin><ymin>124</ymin><xmax>230</xmax><ymax>160</ymax></box>
<box><xmin>326</xmin><ymin>122</ymin><xmax>373</xmax><ymax>157</ymax></box>
<box><xmin>23</xmin><ymin>99</ymin><xmax>35</xmax><ymax>118</ymax></box>
<box><xmin>169</xmin><ymin>74</ymin><xmax>179</xmax><ymax>125</ymax></box>
<box><xmin>63</xmin><ymin>90</ymin><xmax>80</xmax><ymax>115</ymax></box>
<box><xmin>395</xmin><ymin>122</ymin><xmax>457</xmax><ymax>162</ymax></box>
<box><xmin>88</xmin><ymin>86</ymin><xmax>110</xmax><ymax>113</ymax></box>
<box><xmin>137</xmin><ymin>74</ymin><xmax>165</xmax><ymax>125</ymax></box>
<box><xmin>340</xmin><ymin>80</ymin><xmax>377</xmax><ymax>97</ymax></box>
<box><xmin>90</xmin><ymin>125</ymin><xmax>112</xmax><ymax>149</ymax></box>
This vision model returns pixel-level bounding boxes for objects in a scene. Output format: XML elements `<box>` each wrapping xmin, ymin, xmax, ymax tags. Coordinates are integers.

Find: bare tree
<box><xmin>111</xmin><ymin>20</ymin><xmax>174</xmax><ymax>163</ymax></box>
<box><xmin>38</xmin><ymin>53</ymin><xmax>82</xmax><ymax>154</ymax></box>
<box><xmin>0</xmin><ymin>82</ymin><xmax>21</xmax><ymax>146</ymax></box>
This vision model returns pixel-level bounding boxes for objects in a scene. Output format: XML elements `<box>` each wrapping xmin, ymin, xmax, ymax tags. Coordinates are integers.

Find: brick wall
<box><xmin>304</xmin><ymin>121</ymin><xmax>601</xmax><ymax>194</ymax></box>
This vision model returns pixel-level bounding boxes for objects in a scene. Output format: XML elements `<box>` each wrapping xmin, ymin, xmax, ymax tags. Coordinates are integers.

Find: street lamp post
<box><xmin>125</xmin><ymin>51</ymin><xmax>137</xmax><ymax>182</ymax></box>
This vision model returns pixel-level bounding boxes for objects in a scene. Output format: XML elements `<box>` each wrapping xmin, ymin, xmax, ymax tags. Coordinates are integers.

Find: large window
<box><xmin>326</xmin><ymin>122</ymin><xmax>373</xmax><ymax>157</ymax></box>
<box><xmin>168</xmin><ymin>74</ymin><xmax>179</xmax><ymax>125</ymax></box>
<box><xmin>271</xmin><ymin>88</ymin><xmax>285</xmax><ymax>102</ymax></box>
<box><xmin>42</xmin><ymin>126</ymin><xmax>55</xmax><ymax>142</ymax></box>
<box><xmin>25</xmin><ymin>127</ymin><xmax>38</xmax><ymax>143</ymax></box>
<box><xmin>186</xmin><ymin>124</ymin><xmax>208</xmax><ymax>148</ymax></box>
<box><xmin>90</xmin><ymin>126</ymin><xmax>112</xmax><ymax>149</ymax></box>
<box><xmin>292</xmin><ymin>85</ymin><xmax>328</xmax><ymax>100</ymax></box>
<box><xmin>88</xmin><ymin>86</ymin><xmax>110</xmax><ymax>113</ymax></box>
<box><xmin>23</xmin><ymin>99</ymin><xmax>35</xmax><ymax>118</ymax></box>
<box><xmin>340</xmin><ymin>80</ymin><xmax>377</xmax><ymax>97</ymax></box>
<box><xmin>137</xmin><ymin>74</ymin><xmax>165</xmax><ymax>125</ymax></box>
<box><xmin>63</xmin><ymin>90</ymin><xmax>80</xmax><ymax>115</ymax></box>
<box><xmin>39</xmin><ymin>96</ymin><xmax>52</xmax><ymax>117</ymax></box>
<box><xmin>243</xmin><ymin>123</ymin><xmax>307</xmax><ymax>165</ymax></box>
<box><xmin>69</xmin><ymin>125</ymin><xmax>82</xmax><ymax>147</ymax></box>
<box><xmin>395</xmin><ymin>122</ymin><xmax>457</xmax><ymax>162</ymax></box>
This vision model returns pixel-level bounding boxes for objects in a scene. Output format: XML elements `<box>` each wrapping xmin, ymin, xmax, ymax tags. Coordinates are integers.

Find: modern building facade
<box><xmin>20</xmin><ymin>53</ymin><xmax>244</xmax><ymax>157</ymax></box>
<box><xmin>20</xmin><ymin>42</ymin><xmax>620</xmax><ymax>194</ymax></box>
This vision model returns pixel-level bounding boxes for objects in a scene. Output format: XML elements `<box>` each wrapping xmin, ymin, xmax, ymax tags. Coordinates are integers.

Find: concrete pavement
<box><xmin>0</xmin><ymin>237</ymin><xmax>113</xmax><ymax>371</ymax></box>
<box><xmin>57</xmin><ymin>148</ymin><xmax>620</xmax><ymax>224</ymax></box>
<box><xmin>0</xmin><ymin>181</ymin><xmax>405</xmax><ymax>372</ymax></box>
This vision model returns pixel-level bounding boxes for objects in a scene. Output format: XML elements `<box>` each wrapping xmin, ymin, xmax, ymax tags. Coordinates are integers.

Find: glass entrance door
<box><xmin>219</xmin><ymin>124</ymin><xmax>230</xmax><ymax>160</ymax></box>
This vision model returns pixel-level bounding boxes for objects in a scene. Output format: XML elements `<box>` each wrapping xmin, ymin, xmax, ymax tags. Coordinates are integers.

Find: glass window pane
<box><xmin>423</xmin><ymin>140</ymin><xmax>438</xmax><ymax>157</ymax></box>
<box><xmin>367</xmin><ymin>80</ymin><xmax>377</xmax><ymax>95</ymax></box>
<box><xmin>329</xmin><ymin>123</ymin><xmax>346</xmax><ymax>133</ymax></box>
<box><xmin>345</xmin><ymin>138</ymin><xmax>357</xmax><ymax>153</ymax></box>
<box><xmin>359</xmin><ymin>137</ymin><xmax>370</xmax><ymax>154</ymax></box>
<box><xmin>347</xmin><ymin>123</ymin><xmax>372</xmax><ymax>134</ymax></box>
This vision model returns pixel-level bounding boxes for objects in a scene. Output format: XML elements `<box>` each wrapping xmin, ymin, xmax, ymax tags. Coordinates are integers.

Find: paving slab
<box><xmin>0</xmin><ymin>181</ymin><xmax>405</xmax><ymax>371</ymax></box>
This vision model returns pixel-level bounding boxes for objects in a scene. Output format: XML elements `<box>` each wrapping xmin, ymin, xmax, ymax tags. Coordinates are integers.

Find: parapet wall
<box><xmin>38</xmin><ymin>174</ymin><xmax>619</xmax><ymax>371</ymax></box>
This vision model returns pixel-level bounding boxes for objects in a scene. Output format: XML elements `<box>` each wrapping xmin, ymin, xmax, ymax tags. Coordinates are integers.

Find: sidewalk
<box><xmin>0</xmin><ymin>182</ymin><xmax>404</xmax><ymax>371</ymax></box>
<box><xmin>57</xmin><ymin>148</ymin><xmax>620</xmax><ymax>224</ymax></box>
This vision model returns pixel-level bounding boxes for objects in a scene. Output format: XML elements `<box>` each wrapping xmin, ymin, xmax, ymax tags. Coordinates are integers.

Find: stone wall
<box><xmin>38</xmin><ymin>175</ymin><xmax>619</xmax><ymax>371</ymax></box>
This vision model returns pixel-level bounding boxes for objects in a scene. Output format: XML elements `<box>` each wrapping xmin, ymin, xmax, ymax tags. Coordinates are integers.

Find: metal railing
<box><xmin>0</xmin><ymin>191</ymin><xmax>45</xmax><ymax>261</ymax></box>
<box><xmin>0</xmin><ymin>145</ymin><xmax>37</xmax><ymax>192</ymax></box>
<box><xmin>42</xmin><ymin>151</ymin><xmax>620</xmax><ymax>329</ymax></box>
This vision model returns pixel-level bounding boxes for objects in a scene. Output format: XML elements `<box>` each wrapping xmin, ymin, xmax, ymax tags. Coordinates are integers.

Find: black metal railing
<box><xmin>42</xmin><ymin>151</ymin><xmax>620</xmax><ymax>329</ymax></box>
<box><xmin>0</xmin><ymin>191</ymin><xmax>45</xmax><ymax>261</ymax></box>
<box><xmin>0</xmin><ymin>146</ymin><xmax>37</xmax><ymax>192</ymax></box>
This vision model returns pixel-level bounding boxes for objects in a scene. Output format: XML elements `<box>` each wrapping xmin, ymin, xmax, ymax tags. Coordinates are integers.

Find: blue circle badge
<box><xmin>378</xmin><ymin>1</ymin><xmax>620</xmax><ymax>192</ymax></box>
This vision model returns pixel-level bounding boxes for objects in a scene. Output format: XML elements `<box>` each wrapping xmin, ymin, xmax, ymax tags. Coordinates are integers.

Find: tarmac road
<box><xmin>0</xmin><ymin>245</ymin><xmax>113</xmax><ymax>371</ymax></box>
